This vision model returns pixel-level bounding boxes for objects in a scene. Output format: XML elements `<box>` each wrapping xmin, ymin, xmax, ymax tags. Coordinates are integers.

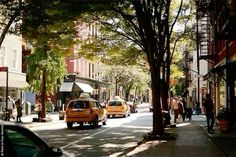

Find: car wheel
<box><xmin>79</xmin><ymin>122</ymin><xmax>84</xmax><ymax>127</ymax></box>
<box><xmin>102</xmin><ymin>120</ymin><xmax>107</xmax><ymax>125</ymax></box>
<box><xmin>67</xmin><ymin>122</ymin><xmax>73</xmax><ymax>129</ymax></box>
<box><xmin>103</xmin><ymin>115</ymin><xmax>107</xmax><ymax>125</ymax></box>
<box><xmin>93</xmin><ymin>117</ymin><xmax>99</xmax><ymax>128</ymax></box>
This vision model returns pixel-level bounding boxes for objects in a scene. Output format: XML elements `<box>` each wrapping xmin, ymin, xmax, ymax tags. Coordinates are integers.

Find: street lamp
<box><xmin>0</xmin><ymin>66</ymin><xmax>8</xmax><ymax>120</ymax></box>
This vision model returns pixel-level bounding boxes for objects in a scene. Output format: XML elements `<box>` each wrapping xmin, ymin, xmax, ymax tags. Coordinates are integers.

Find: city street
<box><xmin>19</xmin><ymin>108</ymin><xmax>235</xmax><ymax>157</ymax></box>
<box><xmin>24</xmin><ymin>110</ymin><xmax>153</xmax><ymax>157</ymax></box>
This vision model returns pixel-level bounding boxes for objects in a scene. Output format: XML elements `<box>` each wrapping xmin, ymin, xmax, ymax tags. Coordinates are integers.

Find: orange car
<box><xmin>65</xmin><ymin>94</ymin><xmax>107</xmax><ymax>129</ymax></box>
<box><xmin>106</xmin><ymin>96</ymin><xmax>130</xmax><ymax>118</ymax></box>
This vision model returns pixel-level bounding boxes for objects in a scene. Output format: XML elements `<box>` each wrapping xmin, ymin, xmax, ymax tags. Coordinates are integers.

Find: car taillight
<box><xmin>90</xmin><ymin>109</ymin><xmax>95</xmax><ymax>114</ymax></box>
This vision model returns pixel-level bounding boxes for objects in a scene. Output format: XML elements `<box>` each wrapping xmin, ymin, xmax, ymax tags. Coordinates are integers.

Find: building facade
<box><xmin>0</xmin><ymin>34</ymin><xmax>28</xmax><ymax>112</ymax></box>
<box><xmin>196</xmin><ymin>0</ymin><xmax>236</xmax><ymax>127</ymax></box>
<box><xmin>58</xmin><ymin>22</ymin><xmax>111</xmax><ymax>106</ymax></box>
<box><xmin>186</xmin><ymin>50</ymin><xmax>208</xmax><ymax>107</ymax></box>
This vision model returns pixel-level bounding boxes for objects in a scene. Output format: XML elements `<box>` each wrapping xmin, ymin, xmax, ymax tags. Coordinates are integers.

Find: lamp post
<box><xmin>196</xmin><ymin>2</ymin><xmax>200</xmax><ymax>105</ymax></box>
<box><xmin>0</xmin><ymin>66</ymin><xmax>8</xmax><ymax>120</ymax></box>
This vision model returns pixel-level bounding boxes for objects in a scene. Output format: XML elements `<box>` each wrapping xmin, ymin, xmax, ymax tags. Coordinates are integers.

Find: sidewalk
<box><xmin>19</xmin><ymin>112</ymin><xmax>61</xmax><ymax>128</ymax></box>
<box><xmin>130</xmin><ymin>115</ymin><xmax>236</xmax><ymax>157</ymax></box>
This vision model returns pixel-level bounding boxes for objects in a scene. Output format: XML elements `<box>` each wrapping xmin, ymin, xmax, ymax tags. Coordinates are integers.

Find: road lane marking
<box><xmin>61</xmin><ymin>127</ymin><xmax>112</xmax><ymax>149</ymax></box>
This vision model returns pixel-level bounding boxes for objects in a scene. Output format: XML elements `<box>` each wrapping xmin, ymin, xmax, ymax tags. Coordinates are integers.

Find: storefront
<box><xmin>213</xmin><ymin>55</ymin><xmax>236</xmax><ymax>125</ymax></box>
<box><xmin>0</xmin><ymin>71</ymin><xmax>28</xmax><ymax>112</ymax></box>
<box><xmin>58</xmin><ymin>74</ymin><xmax>111</xmax><ymax>108</ymax></box>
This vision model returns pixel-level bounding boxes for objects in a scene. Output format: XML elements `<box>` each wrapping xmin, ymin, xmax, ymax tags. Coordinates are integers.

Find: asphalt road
<box><xmin>32</xmin><ymin>111</ymin><xmax>153</xmax><ymax>157</ymax></box>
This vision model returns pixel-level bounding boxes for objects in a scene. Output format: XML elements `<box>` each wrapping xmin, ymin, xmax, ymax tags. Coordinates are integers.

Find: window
<box><xmin>108</xmin><ymin>101</ymin><xmax>122</xmax><ymax>106</ymax></box>
<box><xmin>69</xmin><ymin>100</ymin><xmax>89</xmax><ymax>109</ymax></box>
<box><xmin>0</xmin><ymin>46</ymin><xmax>6</xmax><ymax>65</ymax></box>
<box><xmin>4</xmin><ymin>128</ymin><xmax>41</xmax><ymax>157</ymax></box>
<box><xmin>12</xmin><ymin>49</ymin><xmax>17</xmax><ymax>69</ymax></box>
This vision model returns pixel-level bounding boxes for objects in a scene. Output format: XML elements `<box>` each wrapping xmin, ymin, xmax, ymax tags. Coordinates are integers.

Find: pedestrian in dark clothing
<box><xmin>186</xmin><ymin>96</ymin><xmax>194</xmax><ymax>121</ymax></box>
<box><xmin>178</xmin><ymin>98</ymin><xmax>185</xmax><ymax>121</ymax></box>
<box><xmin>15</xmin><ymin>98</ymin><xmax>23</xmax><ymax>123</ymax></box>
<box><xmin>203</xmin><ymin>94</ymin><xmax>215</xmax><ymax>133</ymax></box>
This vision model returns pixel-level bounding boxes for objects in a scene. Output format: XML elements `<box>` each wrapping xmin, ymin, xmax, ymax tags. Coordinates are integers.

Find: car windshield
<box><xmin>68</xmin><ymin>100</ymin><xmax>90</xmax><ymax>109</ymax></box>
<box><xmin>108</xmin><ymin>101</ymin><xmax>122</xmax><ymax>106</ymax></box>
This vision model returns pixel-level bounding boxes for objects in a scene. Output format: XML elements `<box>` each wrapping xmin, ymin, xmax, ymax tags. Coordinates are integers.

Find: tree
<box><xmin>0</xmin><ymin>0</ymin><xmax>27</xmax><ymax>47</ymax></box>
<box><xmin>80</xmin><ymin>0</ymin><xmax>178</xmax><ymax>135</ymax></box>
<box><xmin>77</xmin><ymin>0</ymin><xmax>196</xmax><ymax>136</ymax></box>
<box><xmin>22</xmin><ymin>0</ymin><xmax>81</xmax><ymax>119</ymax></box>
<box><xmin>103</xmin><ymin>65</ymin><xmax>150</xmax><ymax>100</ymax></box>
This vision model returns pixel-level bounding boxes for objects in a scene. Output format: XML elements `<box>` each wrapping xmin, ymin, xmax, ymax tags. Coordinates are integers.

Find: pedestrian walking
<box><xmin>178</xmin><ymin>98</ymin><xmax>185</xmax><ymax>122</ymax></box>
<box><xmin>34</xmin><ymin>99</ymin><xmax>42</xmax><ymax>121</ymax></box>
<box><xmin>7</xmin><ymin>96</ymin><xmax>15</xmax><ymax>121</ymax></box>
<box><xmin>203</xmin><ymin>94</ymin><xmax>215</xmax><ymax>133</ymax></box>
<box><xmin>172</xmin><ymin>97</ymin><xmax>179</xmax><ymax>123</ymax></box>
<box><xmin>186</xmin><ymin>96</ymin><xmax>194</xmax><ymax>121</ymax></box>
<box><xmin>46</xmin><ymin>98</ymin><xmax>54</xmax><ymax>116</ymax></box>
<box><xmin>15</xmin><ymin>98</ymin><xmax>23</xmax><ymax>123</ymax></box>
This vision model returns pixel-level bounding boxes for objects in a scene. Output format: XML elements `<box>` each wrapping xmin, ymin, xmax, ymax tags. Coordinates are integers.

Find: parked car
<box><xmin>126</xmin><ymin>101</ymin><xmax>138</xmax><ymax>113</ymax></box>
<box><xmin>64</xmin><ymin>93</ymin><xmax>107</xmax><ymax>129</ymax></box>
<box><xmin>0</xmin><ymin>121</ymin><xmax>63</xmax><ymax>157</ymax></box>
<box><xmin>106</xmin><ymin>96</ymin><xmax>130</xmax><ymax>118</ymax></box>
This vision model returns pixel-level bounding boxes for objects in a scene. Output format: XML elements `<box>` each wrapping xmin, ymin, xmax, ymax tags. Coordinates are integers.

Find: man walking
<box><xmin>203</xmin><ymin>94</ymin><xmax>215</xmax><ymax>133</ymax></box>
<box><xmin>7</xmin><ymin>96</ymin><xmax>15</xmax><ymax>121</ymax></box>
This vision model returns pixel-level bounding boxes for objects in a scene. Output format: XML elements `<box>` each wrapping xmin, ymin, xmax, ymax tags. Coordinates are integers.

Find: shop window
<box><xmin>219</xmin><ymin>79</ymin><xmax>226</xmax><ymax>109</ymax></box>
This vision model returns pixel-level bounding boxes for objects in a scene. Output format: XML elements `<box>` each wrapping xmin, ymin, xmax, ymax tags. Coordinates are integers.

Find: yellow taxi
<box><xmin>106</xmin><ymin>96</ymin><xmax>130</xmax><ymax>118</ymax></box>
<box><xmin>64</xmin><ymin>93</ymin><xmax>107</xmax><ymax>129</ymax></box>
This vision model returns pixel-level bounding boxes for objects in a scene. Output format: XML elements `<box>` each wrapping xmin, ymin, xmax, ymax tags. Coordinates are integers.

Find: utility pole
<box><xmin>196</xmin><ymin>3</ymin><xmax>200</xmax><ymax>105</ymax></box>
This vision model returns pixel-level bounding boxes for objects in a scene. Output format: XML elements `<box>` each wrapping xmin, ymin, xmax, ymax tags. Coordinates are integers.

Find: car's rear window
<box><xmin>68</xmin><ymin>100</ymin><xmax>90</xmax><ymax>109</ymax></box>
<box><xmin>108</xmin><ymin>101</ymin><xmax>122</xmax><ymax>106</ymax></box>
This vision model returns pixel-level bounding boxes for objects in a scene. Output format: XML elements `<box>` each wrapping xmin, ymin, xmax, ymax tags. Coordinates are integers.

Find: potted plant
<box><xmin>216</xmin><ymin>107</ymin><xmax>230</xmax><ymax>133</ymax></box>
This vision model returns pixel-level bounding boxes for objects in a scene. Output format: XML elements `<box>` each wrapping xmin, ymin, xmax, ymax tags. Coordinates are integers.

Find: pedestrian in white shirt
<box><xmin>7</xmin><ymin>96</ymin><xmax>15</xmax><ymax>121</ymax></box>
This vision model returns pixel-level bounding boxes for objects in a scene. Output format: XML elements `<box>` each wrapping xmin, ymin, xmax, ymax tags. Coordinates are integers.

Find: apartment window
<box><xmin>12</xmin><ymin>49</ymin><xmax>17</xmax><ymax>69</ymax></box>
<box><xmin>0</xmin><ymin>46</ymin><xmax>6</xmax><ymax>66</ymax></box>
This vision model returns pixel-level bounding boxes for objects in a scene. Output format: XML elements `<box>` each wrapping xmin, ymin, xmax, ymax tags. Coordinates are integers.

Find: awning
<box><xmin>203</xmin><ymin>60</ymin><xmax>236</xmax><ymax>80</ymax></box>
<box><xmin>59</xmin><ymin>82</ymin><xmax>74</xmax><ymax>92</ymax></box>
<box><xmin>212</xmin><ymin>60</ymin><xmax>236</xmax><ymax>73</ymax></box>
<box><xmin>75</xmin><ymin>82</ymin><xmax>94</xmax><ymax>93</ymax></box>
<box><xmin>0</xmin><ymin>79</ymin><xmax>28</xmax><ymax>88</ymax></box>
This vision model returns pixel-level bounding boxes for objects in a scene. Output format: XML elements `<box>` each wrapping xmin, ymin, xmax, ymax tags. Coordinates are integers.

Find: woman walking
<box><xmin>186</xmin><ymin>96</ymin><xmax>194</xmax><ymax>121</ymax></box>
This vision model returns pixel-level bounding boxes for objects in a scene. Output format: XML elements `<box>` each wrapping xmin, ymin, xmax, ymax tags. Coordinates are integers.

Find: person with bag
<box><xmin>15</xmin><ymin>98</ymin><xmax>23</xmax><ymax>123</ymax></box>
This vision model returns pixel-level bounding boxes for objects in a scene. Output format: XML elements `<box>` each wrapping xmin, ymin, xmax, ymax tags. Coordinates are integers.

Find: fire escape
<box><xmin>197</xmin><ymin>0</ymin><xmax>236</xmax><ymax>63</ymax></box>
<box><xmin>197</xmin><ymin>0</ymin><xmax>236</xmax><ymax>125</ymax></box>
<box><xmin>196</xmin><ymin>0</ymin><xmax>215</xmax><ymax>62</ymax></box>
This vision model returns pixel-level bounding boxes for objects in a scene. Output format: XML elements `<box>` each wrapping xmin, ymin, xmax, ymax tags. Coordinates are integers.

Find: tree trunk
<box><xmin>162</xmin><ymin>80</ymin><xmax>171</xmax><ymax>126</ymax></box>
<box><xmin>40</xmin><ymin>46</ymin><xmax>47</xmax><ymax>119</ymax></box>
<box><xmin>115</xmin><ymin>79</ymin><xmax>118</xmax><ymax>95</ymax></box>
<box><xmin>151</xmin><ymin>65</ymin><xmax>164</xmax><ymax>135</ymax></box>
<box><xmin>41</xmin><ymin>67</ymin><xmax>46</xmax><ymax>119</ymax></box>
